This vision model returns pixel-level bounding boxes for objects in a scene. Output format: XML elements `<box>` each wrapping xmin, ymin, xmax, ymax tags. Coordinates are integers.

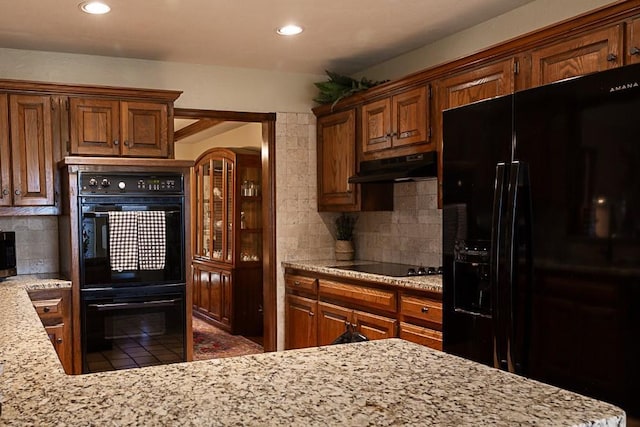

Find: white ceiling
<box><xmin>0</xmin><ymin>0</ymin><xmax>535</xmax><ymax>75</ymax></box>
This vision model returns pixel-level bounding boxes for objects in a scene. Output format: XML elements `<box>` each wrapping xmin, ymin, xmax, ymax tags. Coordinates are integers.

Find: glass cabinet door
<box><xmin>196</xmin><ymin>161</ymin><xmax>211</xmax><ymax>258</ymax></box>
<box><xmin>239</xmin><ymin>165</ymin><xmax>262</xmax><ymax>263</ymax></box>
<box><xmin>225</xmin><ymin>161</ymin><xmax>234</xmax><ymax>262</ymax></box>
<box><xmin>211</xmin><ymin>159</ymin><xmax>224</xmax><ymax>260</ymax></box>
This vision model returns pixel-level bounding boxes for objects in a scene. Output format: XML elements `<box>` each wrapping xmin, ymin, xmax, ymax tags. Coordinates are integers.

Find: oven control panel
<box><xmin>79</xmin><ymin>173</ymin><xmax>183</xmax><ymax>195</ymax></box>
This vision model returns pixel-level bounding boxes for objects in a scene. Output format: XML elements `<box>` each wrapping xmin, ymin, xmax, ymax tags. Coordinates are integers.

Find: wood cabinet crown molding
<box><xmin>0</xmin><ymin>78</ymin><xmax>182</xmax><ymax>102</ymax></box>
<box><xmin>312</xmin><ymin>0</ymin><xmax>640</xmax><ymax>117</ymax></box>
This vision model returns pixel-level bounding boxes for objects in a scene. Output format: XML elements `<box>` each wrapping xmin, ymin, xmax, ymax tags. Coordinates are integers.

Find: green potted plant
<box><xmin>335</xmin><ymin>213</ymin><xmax>357</xmax><ymax>261</ymax></box>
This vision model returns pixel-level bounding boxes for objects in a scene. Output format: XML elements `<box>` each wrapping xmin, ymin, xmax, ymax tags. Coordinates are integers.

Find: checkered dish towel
<box><xmin>137</xmin><ymin>210</ymin><xmax>166</xmax><ymax>270</ymax></box>
<box><xmin>108</xmin><ymin>211</ymin><xmax>139</xmax><ymax>271</ymax></box>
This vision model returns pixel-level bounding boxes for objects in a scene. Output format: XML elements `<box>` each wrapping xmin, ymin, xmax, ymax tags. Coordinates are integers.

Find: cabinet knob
<box><xmin>421</xmin><ymin>307</ymin><xmax>429</xmax><ymax>313</ymax></box>
<box><xmin>113</xmin><ymin>139</ymin><xmax>119</xmax><ymax>146</ymax></box>
<box><xmin>607</xmin><ymin>53</ymin><xmax>617</xmax><ymax>62</ymax></box>
<box><xmin>14</xmin><ymin>189</ymin><xmax>21</xmax><ymax>196</ymax></box>
<box><xmin>631</xmin><ymin>47</ymin><xmax>640</xmax><ymax>56</ymax></box>
<box><xmin>56</xmin><ymin>338</ymin><xmax>63</xmax><ymax>344</ymax></box>
<box><xmin>43</xmin><ymin>306</ymin><xmax>50</xmax><ymax>313</ymax></box>
<box><xmin>124</xmin><ymin>140</ymin><xmax>130</xmax><ymax>147</ymax></box>
<box><xmin>309</xmin><ymin>311</ymin><xmax>314</xmax><ymax>317</ymax></box>
<box><xmin>1</xmin><ymin>188</ymin><xmax>8</xmax><ymax>196</ymax></box>
<box><xmin>294</xmin><ymin>281</ymin><xmax>301</xmax><ymax>286</ymax></box>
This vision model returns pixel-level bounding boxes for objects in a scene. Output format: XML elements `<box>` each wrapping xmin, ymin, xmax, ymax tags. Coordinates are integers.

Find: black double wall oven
<box><xmin>78</xmin><ymin>172</ymin><xmax>187</xmax><ymax>373</ymax></box>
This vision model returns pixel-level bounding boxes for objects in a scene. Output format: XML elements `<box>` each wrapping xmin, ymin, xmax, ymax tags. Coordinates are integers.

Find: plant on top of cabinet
<box><xmin>313</xmin><ymin>70</ymin><xmax>388</xmax><ymax>109</ymax></box>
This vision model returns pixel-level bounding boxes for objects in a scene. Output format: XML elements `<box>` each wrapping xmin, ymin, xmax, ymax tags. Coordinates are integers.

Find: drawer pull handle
<box><xmin>294</xmin><ymin>281</ymin><xmax>301</xmax><ymax>286</ymax></box>
<box><xmin>421</xmin><ymin>307</ymin><xmax>429</xmax><ymax>313</ymax></box>
<box><xmin>607</xmin><ymin>53</ymin><xmax>617</xmax><ymax>62</ymax></box>
<box><xmin>309</xmin><ymin>311</ymin><xmax>314</xmax><ymax>317</ymax></box>
<box><xmin>631</xmin><ymin>46</ymin><xmax>640</xmax><ymax>56</ymax></box>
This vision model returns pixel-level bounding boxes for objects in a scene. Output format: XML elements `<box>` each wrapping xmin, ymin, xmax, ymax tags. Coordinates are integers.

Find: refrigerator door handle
<box><xmin>490</xmin><ymin>162</ymin><xmax>507</xmax><ymax>370</ymax></box>
<box><xmin>503</xmin><ymin>161</ymin><xmax>522</xmax><ymax>373</ymax></box>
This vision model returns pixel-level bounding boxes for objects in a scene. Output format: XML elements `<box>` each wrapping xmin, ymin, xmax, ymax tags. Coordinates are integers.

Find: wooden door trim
<box><xmin>174</xmin><ymin>108</ymin><xmax>277</xmax><ymax>353</ymax></box>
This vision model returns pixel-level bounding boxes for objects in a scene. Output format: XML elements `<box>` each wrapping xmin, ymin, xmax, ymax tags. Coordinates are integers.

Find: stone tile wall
<box><xmin>0</xmin><ymin>217</ymin><xmax>58</xmax><ymax>274</ymax></box>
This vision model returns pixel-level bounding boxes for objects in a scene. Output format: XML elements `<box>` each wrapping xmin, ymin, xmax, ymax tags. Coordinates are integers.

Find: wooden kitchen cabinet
<box><xmin>28</xmin><ymin>288</ymin><xmax>73</xmax><ymax>374</ymax></box>
<box><xmin>398</xmin><ymin>292</ymin><xmax>443</xmax><ymax>351</ymax></box>
<box><xmin>317</xmin><ymin>109</ymin><xmax>392</xmax><ymax>212</ymax></box>
<box><xmin>317</xmin><ymin>301</ymin><xmax>396</xmax><ymax>346</ymax></box>
<box><xmin>69</xmin><ymin>97</ymin><xmax>170</xmax><ymax>158</ymax></box>
<box><xmin>626</xmin><ymin>15</ymin><xmax>640</xmax><ymax>64</ymax></box>
<box><xmin>361</xmin><ymin>85</ymin><xmax>431</xmax><ymax>160</ymax></box>
<box><xmin>285</xmin><ymin>294</ymin><xmax>318</xmax><ymax>349</ymax></box>
<box><xmin>528</xmin><ymin>25</ymin><xmax>623</xmax><ymax>87</ymax></box>
<box><xmin>0</xmin><ymin>94</ymin><xmax>56</xmax><ymax>209</ymax></box>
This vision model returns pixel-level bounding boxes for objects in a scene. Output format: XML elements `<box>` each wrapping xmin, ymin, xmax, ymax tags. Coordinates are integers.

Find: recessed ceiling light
<box><xmin>276</xmin><ymin>25</ymin><xmax>303</xmax><ymax>36</ymax></box>
<box><xmin>79</xmin><ymin>1</ymin><xmax>111</xmax><ymax>15</ymax></box>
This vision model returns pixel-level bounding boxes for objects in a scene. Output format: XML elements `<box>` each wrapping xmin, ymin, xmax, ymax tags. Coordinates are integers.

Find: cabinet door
<box><xmin>317</xmin><ymin>109</ymin><xmax>358</xmax><ymax>210</ymax></box>
<box><xmin>199</xmin><ymin>269</ymin><xmax>212</xmax><ymax>314</ymax></box>
<box><xmin>9</xmin><ymin>94</ymin><xmax>55</xmax><ymax>206</ymax></box>
<box><xmin>45</xmin><ymin>323</ymin><xmax>72</xmax><ymax>373</ymax></box>
<box><xmin>317</xmin><ymin>301</ymin><xmax>352</xmax><ymax>346</ymax></box>
<box><xmin>361</xmin><ymin>98</ymin><xmax>392</xmax><ymax>154</ymax></box>
<box><xmin>69</xmin><ymin>97</ymin><xmax>121</xmax><ymax>156</ymax></box>
<box><xmin>0</xmin><ymin>94</ymin><xmax>10</xmax><ymax>206</ymax></box>
<box><xmin>626</xmin><ymin>16</ymin><xmax>640</xmax><ymax>64</ymax></box>
<box><xmin>530</xmin><ymin>25</ymin><xmax>622</xmax><ymax>87</ymax></box>
<box><xmin>208</xmin><ymin>270</ymin><xmax>222</xmax><ymax>320</ymax></box>
<box><xmin>221</xmin><ymin>270</ymin><xmax>232</xmax><ymax>326</ymax></box>
<box><xmin>285</xmin><ymin>294</ymin><xmax>318</xmax><ymax>350</ymax></box>
<box><xmin>120</xmin><ymin>101</ymin><xmax>169</xmax><ymax>158</ymax></box>
<box><xmin>352</xmin><ymin>309</ymin><xmax>396</xmax><ymax>341</ymax></box>
<box><xmin>391</xmin><ymin>86</ymin><xmax>428</xmax><ymax>149</ymax></box>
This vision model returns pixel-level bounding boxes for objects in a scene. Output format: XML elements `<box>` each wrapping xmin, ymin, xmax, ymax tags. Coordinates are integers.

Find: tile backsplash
<box><xmin>353</xmin><ymin>179</ymin><xmax>442</xmax><ymax>267</ymax></box>
<box><xmin>0</xmin><ymin>217</ymin><xmax>58</xmax><ymax>274</ymax></box>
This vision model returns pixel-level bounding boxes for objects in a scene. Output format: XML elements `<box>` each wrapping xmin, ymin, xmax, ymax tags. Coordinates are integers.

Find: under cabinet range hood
<box><xmin>348</xmin><ymin>152</ymin><xmax>437</xmax><ymax>184</ymax></box>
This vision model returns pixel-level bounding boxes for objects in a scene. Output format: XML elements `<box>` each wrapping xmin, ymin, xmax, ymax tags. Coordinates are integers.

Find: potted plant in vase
<box><xmin>335</xmin><ymin>213</ymin><xmax>357</xmax><ymax>261</ymax></box>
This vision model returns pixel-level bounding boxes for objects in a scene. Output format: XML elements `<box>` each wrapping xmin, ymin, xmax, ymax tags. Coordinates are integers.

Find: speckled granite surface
<box><xmin>1</xmin><ymin>276</ymin><xmax>625</xmax><ymax>426</ymax></box>
<box><xmin>282</xmin><ymin>259</ymin><xmax>443</xmax><ymax>293</ymax></box>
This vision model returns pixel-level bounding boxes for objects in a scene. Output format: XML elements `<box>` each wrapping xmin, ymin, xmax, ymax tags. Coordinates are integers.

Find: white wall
<box><xmin>0</xmin><ymin>48</ymin><xmax>322</xmax><ymax>113</ymax></box>
<box><xmin>356</xmin><ymin>0</ymin><xmax>619</xmax><ymax>81</ymax></box>
<box><xmin>175</xmin><ymin>123</ymin><xmax>263</xmax><ymax>161</ymax></box>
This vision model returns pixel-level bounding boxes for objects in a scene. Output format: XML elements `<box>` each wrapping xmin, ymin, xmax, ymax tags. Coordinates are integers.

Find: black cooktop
<box><xmin>330</xmin><ymin>263</ymin><xmax>442</xmax><ymax>278</ymax></box>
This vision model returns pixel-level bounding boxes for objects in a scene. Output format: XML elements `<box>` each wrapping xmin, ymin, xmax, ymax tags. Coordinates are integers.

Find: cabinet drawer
<box><xmin>400</xmin><ymin>294</ymin><xmax>442</xmax><ymax>326</ymax></box>
<box><xmin>32</xmin><ymin>298</ymin><xmax>63</xmax><ymax>316</ymax></box>
<box><xmin>319</xmin><ymin>280</ymin><xmax>396</xmax><ymax>313</ymax></box>
<box><xmin>399</xmin><ymin>322</ymin><xmax>443</xmax><ymax>351</ymax></box>
<box><xmin>285</xmin><ymin>274</ymin><xmax>318</xmax><ymax>294</ymax></box>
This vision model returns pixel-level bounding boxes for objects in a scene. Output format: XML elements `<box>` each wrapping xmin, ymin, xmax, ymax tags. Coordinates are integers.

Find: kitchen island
<box><xmin>0</xmin><ymin>277</ymin><xmax>625</xmax><ymax>426</ymax></box>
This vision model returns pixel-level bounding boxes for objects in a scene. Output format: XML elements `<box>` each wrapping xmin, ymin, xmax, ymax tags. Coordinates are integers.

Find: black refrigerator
<box><xmin>442</xmin><ymin>63</ymin><xmax>640</xmax><ymax>416</ymax></box>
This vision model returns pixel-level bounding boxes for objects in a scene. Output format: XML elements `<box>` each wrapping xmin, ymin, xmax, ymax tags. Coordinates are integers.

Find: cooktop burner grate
<box><xmin>330</xmin><ymin>263</ymin><xmax>442</xmax><ymax>277</ymax></box>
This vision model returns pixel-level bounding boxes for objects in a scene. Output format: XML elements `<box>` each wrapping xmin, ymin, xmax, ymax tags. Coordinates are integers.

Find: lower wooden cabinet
<box><xmin>285</xmin><ymin>294</ymin><xmax>317</xmax><ymax>349</ymax></box>
<box><xmin>285</xmin><ymin>269</ymin><xmax>442</xmax><ymax>351</ymax></box>
<box><xmin>28</xmin><ymin>288</ymin><xmax>73</xmax><ymax>374</ymax></box>
<box><xmin>192</xmin><ymin>261</ymin><xmax>262</xmax><ymax>335</ymax></box>
<box><xmin>317</xmin><ymin>301</ymin><xmax>396</xmax><ymax>346</ymax></box>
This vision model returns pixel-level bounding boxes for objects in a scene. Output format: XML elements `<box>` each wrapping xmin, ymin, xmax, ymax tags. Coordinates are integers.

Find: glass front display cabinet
<box><xmin>192</xmin><ymin>147</ymin><xmax>263</xmax><ymax>336</ymax></box>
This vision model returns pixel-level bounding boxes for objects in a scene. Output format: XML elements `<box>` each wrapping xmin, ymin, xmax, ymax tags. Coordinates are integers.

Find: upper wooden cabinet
<box><xmin>317</xmin><ymin>109</ymin><xmax>392</xmax><ymax>212</ymax></box>
<box><xmin>435</xmin><ymin>58</ymin><xmax>516</xmax><ymax>113</ymax></box>
<box><xmin>626</xmin><ymin>15</ymin><xmax>640</xmax><ymax>64</ymax></box>
<box><xmin>529</xmin><ymin>25</ymin><xmax>623</xmax><ymax>86</ymax></box>
<box><xmin>0</xmin><ymin>94</ymin><xmax>56</xmax><ymax>208</ymax></box>
<box><xmin>69</xmin><ymin>97</ymin><xmax>170</xmax><ymax>158</ymax></box>
<box><xmin>361</xmin><ymin>86</ymin><xmax>430</xmax><ymax>160</ymax></box>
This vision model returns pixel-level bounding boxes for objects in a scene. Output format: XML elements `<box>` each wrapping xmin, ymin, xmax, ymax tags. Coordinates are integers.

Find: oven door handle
<box><xmin>89</xmin><ymin>299</ymin><xmax>181</xmax><ymax>311</ymax></box>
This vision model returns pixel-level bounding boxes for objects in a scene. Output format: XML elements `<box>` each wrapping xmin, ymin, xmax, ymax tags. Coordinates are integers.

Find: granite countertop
<box><xmin>0</xmin><ymin>277</ymin><xmax>625</xmax><ymax>426</ymax></box>
<box><xmin>282</xmin><ymin>259</ymin><xmax>443</xmax><ymax>293</ymax></box>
